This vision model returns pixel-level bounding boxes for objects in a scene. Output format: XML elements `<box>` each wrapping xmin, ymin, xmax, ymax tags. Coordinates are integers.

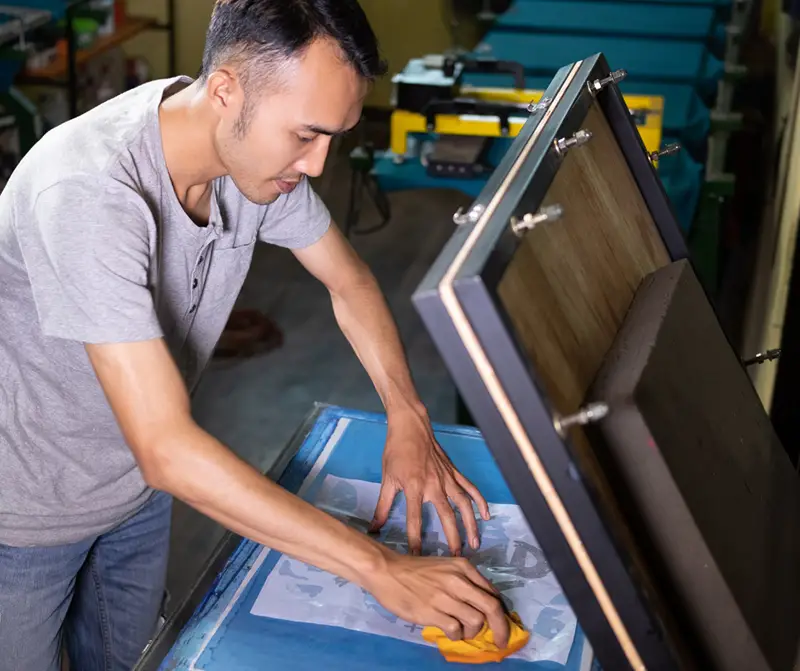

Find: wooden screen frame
<box><xmin>414</xmin><ymin>53</ymin><xmax>698</xmax><ymax>670</ymax></box>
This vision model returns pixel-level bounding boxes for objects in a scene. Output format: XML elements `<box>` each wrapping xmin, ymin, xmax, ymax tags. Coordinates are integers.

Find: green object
<box><xmin>55</xmin><ymin>16</ymin><xmax>100</xmax><ymax>49</ymax></box>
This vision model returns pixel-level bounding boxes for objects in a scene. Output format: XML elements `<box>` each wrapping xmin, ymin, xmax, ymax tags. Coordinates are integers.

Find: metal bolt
<box><xmin>527</xmin><ymin>97</ymin><xmax>552</xmax><ymax>113</ymax></box>
<box><xmin>554</xmin><ymin>403</ymin><xmax>609</xmax><ymax>437</ymax></box>
<box><xmin>555</xmin><ymin>129</ymin><xmax>592</xmax><ymax>155</ymax></box>
<box><xmin>743</xmin><ymin>349</ymin><xmax>781</xmax><ymax>367</ymax></box>
<box><xmin>649</xmin><ymin>143</ymin><xmax>681</xmax><ymax>163</ymax></box>
<box><xmin>510</xmin><ymin>204</ymin><xmax>563</xmax><ymax>236</ymax></box>
<box><xmin>588</xmin><ymin>69</ymin><xmax>627</xmax><ymax>94</ymax></box>
<box><xmin>453</xmin><ymin>204</ymin><xmax>485</xmax><ymax>226</ymax></box>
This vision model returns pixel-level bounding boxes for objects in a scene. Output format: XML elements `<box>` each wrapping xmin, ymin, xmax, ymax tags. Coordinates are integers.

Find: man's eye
<box><xmin>297</xmin><ymin>135</ymin><xmax>315</xmax><ymax>144</ymax></box>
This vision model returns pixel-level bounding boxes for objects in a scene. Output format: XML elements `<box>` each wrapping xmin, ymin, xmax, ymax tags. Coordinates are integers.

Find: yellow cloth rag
<box><xmin>422</xmin><ymin>611</ymin><xmax>530</xmax><ymax>664</ymax></box>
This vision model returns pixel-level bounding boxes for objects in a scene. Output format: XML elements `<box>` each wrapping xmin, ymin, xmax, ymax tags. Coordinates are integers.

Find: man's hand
<box><xmin>370</xmin><ymin>410</ymin><xmax>491</xmax><ymax>556</ymax></box>
<box><xmin>365</xmin><ymin>551</ymin><xmax>510</xmax><ymax>647</ymax></box>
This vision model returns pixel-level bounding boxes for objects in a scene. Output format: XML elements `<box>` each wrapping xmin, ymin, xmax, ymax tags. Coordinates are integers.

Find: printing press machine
<box><xmin>483</xmin><ymin>0</ymin><xmax>756</xmax><ymax>262</ymax></box>
<box><xmin>360</xmin><ymin>54</ymin><xmax>703</xmax><ymax>239</ymax></box>
<box><xmin>135</xmin><ymin>53</ymin><xmax>800</xmax><ymax>671</ymax></box>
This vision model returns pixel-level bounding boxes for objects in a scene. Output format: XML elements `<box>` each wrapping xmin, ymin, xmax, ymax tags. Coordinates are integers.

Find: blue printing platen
<box><xmin>496</xmin><ymin>1</ymin><xmax>725</xmax><ymax>51</ymax></box>
<box><xmin>473</xmin><ymin>32</ymin><xmax>724</xmax><ymax>96</ymax></box>
<box><xmin>158</xmin><ymin>406</ymin><xmax>590</xmax><ymax>671</ymax></box>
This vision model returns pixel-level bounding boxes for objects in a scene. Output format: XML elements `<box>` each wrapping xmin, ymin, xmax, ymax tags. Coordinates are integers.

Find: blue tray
<box><xmin>513</xmin><ymin>0</ymin><xmax>731</xmax><ymax>6</ymax></box>
<box><xmin>495</xmin><ymin>1</ymin><xmax>727</xmax><ymax>54</ymax></box>
<box><xmin>473</xmin><ymin>32</ymin><xmax>724</xmax><ymax>96</ymax></box>
<box><xmin>157</xmin><ymin>407</ymin><xmax>592</xmax><ymax>671</ymax></box>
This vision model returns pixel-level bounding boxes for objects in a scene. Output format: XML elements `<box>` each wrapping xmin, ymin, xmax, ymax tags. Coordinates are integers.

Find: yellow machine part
<box><xmin>390</xmin><ymin>86</ymin><xmax>664</xmax><ymax>157</ymax></box>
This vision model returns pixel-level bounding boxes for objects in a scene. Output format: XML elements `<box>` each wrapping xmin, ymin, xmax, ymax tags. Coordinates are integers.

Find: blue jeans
<box><xmin>0</xmin><ymin>490</ymin><xmax>172</xmax><ymax>671</ymax></box>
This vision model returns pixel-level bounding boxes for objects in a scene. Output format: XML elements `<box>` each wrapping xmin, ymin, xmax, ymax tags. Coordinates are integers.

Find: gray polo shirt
<box><xmin>0</xmin><ymin>76</ymin><xmax>331</xmax><ymax>547</ymax></box>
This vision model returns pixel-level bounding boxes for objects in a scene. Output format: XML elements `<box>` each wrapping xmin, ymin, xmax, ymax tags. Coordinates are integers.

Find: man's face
<box><xmin>214</xmin><ymin>38</ymin><xmax>368</xmax><ymax>205</ymax></box>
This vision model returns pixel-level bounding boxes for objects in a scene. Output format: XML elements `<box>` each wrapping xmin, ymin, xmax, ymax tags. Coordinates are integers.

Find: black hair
<box><xmin>199</xmin><ymin>0</ymin><xmax>387</xmax><ymax>86</ymax></box>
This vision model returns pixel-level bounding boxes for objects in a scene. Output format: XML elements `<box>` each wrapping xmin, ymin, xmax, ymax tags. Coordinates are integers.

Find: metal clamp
<box><xmin>510</xmin><ymin>204</ymin><xmax>563</xmax><ymax>236</ymax></box>
<box><xmin>743</xmin><ymin>349</ymin><xmax>781</xmax><ymax>367</ymax></box>
<box><xmin>649</xmin><ymin>142</ymin><xmax>681</xmax><ymax>163</ymax></box>
<box><xmin>453</xmin><ymin>204</ymin><xmax>485</xmax><ymax>226</ymax></box>
<box><xmin>527</xmin><ymin>97</ymin><xmax>552</xmax><ymax>113</ymax></box>
<box><xmin>554</xmin><ymin>403</ymin><xmax>609</xmax><ymax>437</ymax></box>
<box><xmin>554</xmin><ymin>129</ymin><xmax>592</xmax><ymax>156</ymax></box>
<box><xmin>588</xmin><ymin>69</ymin><xmax>627</xmax><ymax>95</ymax></box>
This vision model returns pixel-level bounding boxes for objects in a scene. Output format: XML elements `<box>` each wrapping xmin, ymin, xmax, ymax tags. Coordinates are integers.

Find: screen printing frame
<box><xmin>132</xmin><ymin>404</ymin><xmax>327</xmax><ymax>671</ymax></box>
<box><xmin>413</xmin><ymin>54</ymin><xmax>695</xmax><ymax>671</ymax></box>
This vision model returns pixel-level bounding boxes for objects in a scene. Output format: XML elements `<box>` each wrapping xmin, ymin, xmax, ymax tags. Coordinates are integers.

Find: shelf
<box><xmin>22</xmin><ymin>15</ymin><xmax>156</xmax><ymax>81</ymax></box>
<box><xmin>0</xmin><ymin>6</ymin><xmax>54</xmax><ymax>49</ymax></box>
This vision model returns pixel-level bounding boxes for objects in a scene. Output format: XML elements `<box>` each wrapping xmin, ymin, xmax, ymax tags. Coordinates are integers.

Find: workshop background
<box><xmin>1</xmin><ymin>0</ymin><xmax>798</xmax><ymax>626</ymax></box>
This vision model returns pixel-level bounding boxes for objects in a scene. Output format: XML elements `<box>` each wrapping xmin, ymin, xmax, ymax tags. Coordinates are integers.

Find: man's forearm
<box><xmin>329</xmin><ymin>268</ymin><xmax>426</xmax><ymax>421</ymax></box>
<box><xmin>151</xmin><ymin>420</ymin><xmax>390</xmax><ymax>587</ymax></box>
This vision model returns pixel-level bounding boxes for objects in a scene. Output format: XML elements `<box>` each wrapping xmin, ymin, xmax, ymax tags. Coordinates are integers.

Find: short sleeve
<box><xmin>257</xmin><ymin>177</ymin><xmax>331</xmax><ymax>249</ymax></box>
<box><xmin>16</xmin><ymin>176</ymin><xmax>164</xmax><ymax>344</ymax></box>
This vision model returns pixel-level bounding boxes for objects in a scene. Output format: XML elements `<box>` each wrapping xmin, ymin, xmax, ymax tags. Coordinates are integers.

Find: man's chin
<box><xmin>242</xmin><ymin>189</ymin><xmax>280</xmax><ymax>206</ymax></box>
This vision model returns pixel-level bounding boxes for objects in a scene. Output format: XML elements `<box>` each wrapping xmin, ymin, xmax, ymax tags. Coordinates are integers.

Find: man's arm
<box><xmin>291</xmin><ymin>224</ymin><xmax>491</xmax><ymax>555</ymax></box>
<box><xmin>87</xmin><ymin>338</ymin><xmax>383</xmax><ymax>582</ymax></box>
<box><xmin>85</xmin><ymin>338</ymin><xmax>508</xmax><ymax>646</ymax></box>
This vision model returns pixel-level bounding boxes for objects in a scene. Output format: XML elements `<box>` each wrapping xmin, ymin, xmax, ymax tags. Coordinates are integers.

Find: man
<box><xmin>0</xmin><ymin>1</ymin><xmax>509</xmax><ymax>669</ymax></box>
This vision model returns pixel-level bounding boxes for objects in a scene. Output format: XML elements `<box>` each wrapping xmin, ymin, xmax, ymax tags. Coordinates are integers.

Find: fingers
<box><xmin>481</xmin><ymin>595</ymin><xmax>510</xmax><ymax>649</ymax></box>
<box><xmin>433</xmin><ymin>495</ymin><xmax>463</xmax><ymax>556</ymax></box>
<box><xmin>369</xmin><ymin>481</ymin><xmax>399</xmax><ymax>533</ymax></box>
<box><xmin>434</xmin><ymin>594</ymin><xmax>487</xmax><ymax>641</ymax></box>
<box><xmin>450</xmin><ymin>489</ymin><xmax>480</xmax><ymax>551</ymax></box>
<box><xmin>431</xmin><ymin>613</ymin><xmax>464</xmax><ymax>642</ymax></box>
<box><xmin>435</xmin><ymin>565</ymin><xmax>508</xmax><ymax>648</ymax></box>
<box><xmin>456</xmin><ymin>570</ymin><xmax>509</xmax><ymax>649</ymax></box>
<box><xmin>454</xmin><ymin>471</ymin><xmax>491</xmax><ymax>522</ymax></box>
<box><xmin>406</xmin><ymin>490</ymin><xmax>424</xmax><ymax>556</ymax></box>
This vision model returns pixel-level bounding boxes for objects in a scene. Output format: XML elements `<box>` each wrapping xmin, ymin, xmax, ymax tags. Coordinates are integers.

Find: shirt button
<box><xmin>192</xmin><ymin>278</ymin><xmax>198</xmax><ymax>289</ymax></box>
<box><xmin>197</xmin><ymin>256</ymin><xmax>204</xmax><ymax>265</ymax></box>
<box><xmin>189</xmin><ymin>304</ymin><xmax>197</xmax><ymax>314</ymax></box>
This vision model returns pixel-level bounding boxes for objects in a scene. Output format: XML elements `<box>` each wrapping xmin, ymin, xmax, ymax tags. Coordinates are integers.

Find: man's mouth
<box><xmin>274</xmin><ymin>178</ymin><xmax>301</xmax><ymax>194</ymax></box>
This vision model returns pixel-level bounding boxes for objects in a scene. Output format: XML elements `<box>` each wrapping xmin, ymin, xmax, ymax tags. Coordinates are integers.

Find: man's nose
<box><xmin>295</xmin><ymin>136</ymin><xmax>331</xmax><ymax>178</ymax></box>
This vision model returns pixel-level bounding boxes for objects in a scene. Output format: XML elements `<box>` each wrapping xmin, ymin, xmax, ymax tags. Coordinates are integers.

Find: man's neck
<box><xmin>159</xmin><ymin>81</ymin><xmax>226</xmax><ymax>211</ymax></box>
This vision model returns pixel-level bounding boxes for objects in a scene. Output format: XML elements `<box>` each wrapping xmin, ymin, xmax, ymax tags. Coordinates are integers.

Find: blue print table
<box><xmin>135</xmin><ymin>405</ymin><xmax>594</xmax><ymax>671</ymax></box>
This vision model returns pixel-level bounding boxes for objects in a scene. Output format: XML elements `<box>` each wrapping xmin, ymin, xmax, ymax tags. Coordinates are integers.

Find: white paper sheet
<box><xmin>250</xmin><ymin>475</ymin><xmax>577</xmax><ymax>664</ymax></box>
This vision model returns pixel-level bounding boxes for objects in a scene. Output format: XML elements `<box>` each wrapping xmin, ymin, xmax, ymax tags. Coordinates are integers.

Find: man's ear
<box><xmin>205</xmin><ymin>68</ymin><xmax>245</xmax><ymax>122</ymax></box>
